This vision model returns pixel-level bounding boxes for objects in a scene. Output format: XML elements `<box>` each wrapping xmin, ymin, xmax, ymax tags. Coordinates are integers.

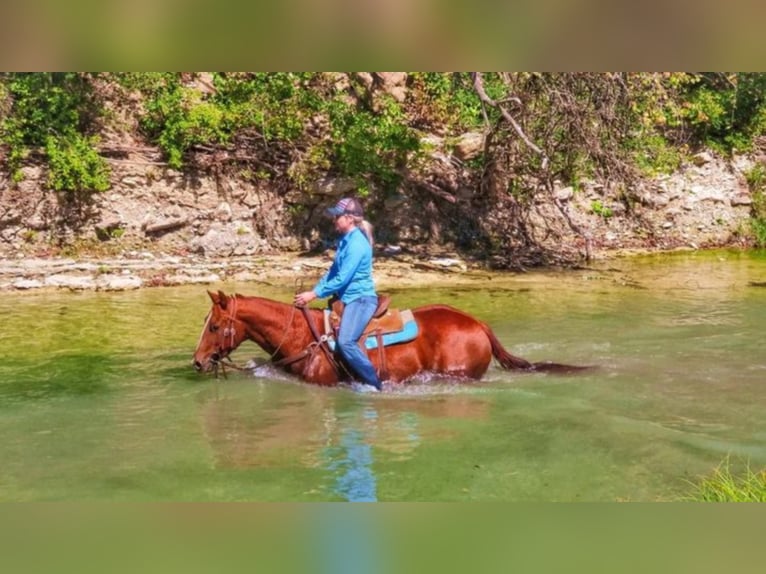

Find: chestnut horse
<box><xmin>192</xmin><ymin>290</ymin><xmax>587</xmax><ymax>386</ymax></box>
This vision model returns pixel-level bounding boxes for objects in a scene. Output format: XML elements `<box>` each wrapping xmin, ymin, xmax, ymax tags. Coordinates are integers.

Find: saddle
<box><xmin>327</xmin><ymin>294</ymin><xmax>401</xmax><ymax>336</ymax></box>
<box><xmin>325</xmin><ymin>294</ymin><xmax>418</xmax><ymax>381</ymax></box>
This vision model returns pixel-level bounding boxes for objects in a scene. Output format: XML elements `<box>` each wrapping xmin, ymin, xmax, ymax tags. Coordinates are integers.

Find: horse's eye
<box><xmin>209</xmin><ymin>324</ymin><xmax>219</xmax><ymax>333</ymax></box>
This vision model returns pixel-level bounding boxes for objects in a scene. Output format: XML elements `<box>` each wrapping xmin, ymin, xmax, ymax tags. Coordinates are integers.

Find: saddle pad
<box><xmin>325</xmin><ymin>309</ymin><xmax>418</xmax><ymax>351</ymax></box>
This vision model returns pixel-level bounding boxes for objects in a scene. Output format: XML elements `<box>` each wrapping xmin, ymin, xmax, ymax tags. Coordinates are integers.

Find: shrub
<box><xmin>1</xmin><ymin>72</ymin><xmax>109</xmax><ymax>193</ymax></box>
<box><xmin>745</xmin><ymin>163</ymin><xmax>766</xmax><ymax>247</ymax></box>
<box><xmin>46</xmin><ymin>133</ymin><xmax>110</xmax><ymax>194</ymax></box>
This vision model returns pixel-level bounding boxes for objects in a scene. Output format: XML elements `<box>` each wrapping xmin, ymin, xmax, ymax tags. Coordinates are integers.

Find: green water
<box><xmin>1</xmin><ymin>250</ymin><xmax>765</xmax><ymax>501</ymax></box>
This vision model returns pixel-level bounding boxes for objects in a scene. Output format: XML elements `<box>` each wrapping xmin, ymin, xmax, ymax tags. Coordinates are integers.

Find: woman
<box><xmin>294</xmin><ymin>197</ymin><xmax>381</xmax><ymax>392</ymax></box>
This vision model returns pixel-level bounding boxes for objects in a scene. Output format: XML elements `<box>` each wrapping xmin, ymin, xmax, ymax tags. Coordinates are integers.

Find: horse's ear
<box><xmin>208</xmin><ymin>290</ymin><xmax>228</xmax><ymax>310</ymax></box>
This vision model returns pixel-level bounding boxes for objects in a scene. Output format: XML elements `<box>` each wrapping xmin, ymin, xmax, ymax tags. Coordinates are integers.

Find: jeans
<box><xmin>337</xmin><ymin>295</ymin><xmax>381</xmax><ymax>389</ymax></box>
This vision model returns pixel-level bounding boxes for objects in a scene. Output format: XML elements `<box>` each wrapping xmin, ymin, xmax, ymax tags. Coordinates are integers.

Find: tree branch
<box><xmin>471</xmin><ymin>72</ymin><xmax>549</xmax><ymax>170</ymax></box>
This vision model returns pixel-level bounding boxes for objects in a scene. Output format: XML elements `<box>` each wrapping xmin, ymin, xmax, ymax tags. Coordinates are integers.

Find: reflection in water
<box><xmin>325</xmin><ymin>407</ymin><xmax>379</xmax><ymax>502</ymax></box>
<box><xmin>200</xmin><ymin>384</ymin><xmax>466</xmax><ymax>500</ymax></box>
<box><xmin>321</xmin><ymin>405</ymin><xmax>420</xmax><ymax>502</ymax></box>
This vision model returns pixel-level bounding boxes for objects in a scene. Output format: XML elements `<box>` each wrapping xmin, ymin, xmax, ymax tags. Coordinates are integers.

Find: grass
<box><xmin>683</xmin><ymin>457</ymin><xmax>766</xmax><ymax>502</ymax></box>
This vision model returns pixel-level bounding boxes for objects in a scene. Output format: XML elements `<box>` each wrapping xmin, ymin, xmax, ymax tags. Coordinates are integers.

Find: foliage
<box><xmin>0</xmin><ymin>72</ymin><xmax>110</xmax><ymax>193</ymax></box>
<box><xmin>212</xmin><ymin>72</ymin><xmax>320</xmax><ymax>141</ymax></box>
<box><xmin>627</xmin><ymin>133</ymin><xmax>683</xmax><ymax>176</ymax></box>
<box><xmin>481</xmin><ymin>73</ymin><xmax>648</xmax><ymax>191</ymax></box>
<box><xmin>1</xmin><ymin>73</ymin><xmax>84</xmax><ymax>146</ymax></box>
<box><xmin>6</xmin><ymin>72</ymin><xmax>766</xmax><ymax>230</ymax></box>
<box><xmin>327</xmin><ymin>93</ymin><xmax>421</xmax><ymax>192</ymax></box>
<box><xmin>126</xmin><ymin>73</ymin><xmax>228</xmax><ymax>169</ymax></box>
<box><xmin>683</xmin><ymin>457</ymin><xmax>766</xmax><ymax>502</ymax></box>
<box><xmin>678</xmin><ymin>73</ymin><xmax>766</xmax><ymax>153</ymax></box>
<box><xmin>118</xmin><ymin>72</ymin><xmax>420</xmax><ymax>191</ymax></box>
<box><xmin>46</xmin><ymin>133</ymin><xmax>110</xmax><ymax>194</ymax></box>
<box><xmin>408</xmin><ymin>72</ymin><xmax>503</xmax><ymax>131</ymax></box>
<box><xmin>745</xmin><ymin>163</ymin><xmax>766</xmax><ymax>247</ymax></box>
<box><xmin>590</xmin><ymin>200</ymin><xmax>613</xmax><ymax>219</ymax></box>
<box><xmin>752</xmin><ymin>217</ymin><xmax>766</xmax><ymax>248</ymax></box>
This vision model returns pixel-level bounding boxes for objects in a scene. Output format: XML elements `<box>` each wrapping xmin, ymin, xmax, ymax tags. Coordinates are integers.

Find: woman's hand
<box><xmin>294</xmin><ymin>290</ymin><xmax>318</xmax><ymax>307</ymax></box>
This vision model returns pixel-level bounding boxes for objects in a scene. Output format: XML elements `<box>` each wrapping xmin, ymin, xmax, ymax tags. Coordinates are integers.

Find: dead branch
<box><xmin>471</xmin><ymin>72</ymin><xmax>549</xmax><ymax>170</ymax></box>
<box><xmin>411</xmin><ymin>177</ymin><xmax>457</xmax><ymax>203</ymax></box>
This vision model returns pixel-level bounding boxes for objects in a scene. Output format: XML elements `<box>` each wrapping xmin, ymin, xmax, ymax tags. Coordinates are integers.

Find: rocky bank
<box><xmin>0</xmin><ymin>142</ymin><xmax>759</xmax><ymax>293</ymax></box>
<box><xmin>0</xmin><ymin>248</ymin><xmax>492</xmax><ymax>292</ymax></box>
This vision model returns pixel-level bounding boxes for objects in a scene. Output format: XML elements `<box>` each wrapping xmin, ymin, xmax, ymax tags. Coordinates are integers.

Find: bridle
<box><xmin>220</xmin><ymin>296</ymin><xmax>240</xmax><ymax>352</ymax></box>
<box><xmin>200</xmin><ymin>296</ymin><xmax>247</xmax><ymax>378</ymax></box>
<box><xmin>204</xmin><ymin>297</ymin><xmax>300</xmax><ymax>379</ymax></box>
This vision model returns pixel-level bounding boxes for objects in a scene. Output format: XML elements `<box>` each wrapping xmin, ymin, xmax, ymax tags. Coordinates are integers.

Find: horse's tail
<box><xmin>482</xmin><ymin>323</ymin><xmax>593</xmax><ymax>375</ymax></box>
<box><xmin>482</xmin><ymin>323</ymin><xmax>534</xmax><ymax>370</ymax></box>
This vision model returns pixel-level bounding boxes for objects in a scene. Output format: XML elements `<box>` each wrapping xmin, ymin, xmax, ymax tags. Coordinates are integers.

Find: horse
<box><xmin>192</xmin><ymin>290</ymin><xmax>588</xmax><ymax>386</ymax></box>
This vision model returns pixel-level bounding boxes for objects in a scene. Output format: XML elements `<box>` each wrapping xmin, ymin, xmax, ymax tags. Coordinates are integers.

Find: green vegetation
<box><xmin>112</xmin><ymin>72</ymin><xmax>422</xmax><ymax>192</ymax></box>
<box><xmin>408</xmin><ymin>72</ymin><xmax>504</xmax><ymax>130</ymax></box>
<box><xmin>591</xmin><ymin>200</ymin><xmax>613</xmax><ymax>219</ymax></box>
<box><xmin>4</xmin><ymin>72</ymin><xmax>766</xmax><ymax>255</ymax></box>
<box><xmin>680</xmin><ymin>73</ymin><xmax>766</xmax><ymax>153</ymax></box>
<box><xmin>684</xmin><ymin>457</ymin><xmax>766</xmax><ymax>502</ymax></box>
<box><xmin>0</xmin><ymin>72</ymin><xmax>110</xmax><ymax>194</ymax></box>
<box><xmin>327</xmin><ymin>93</ymin><xmax>421</xmax><ymax>193</ymax></box>
<box><xmin>45</xmin><ymin>133</ymin><xmax>110</xmax><ymax>194</ymax></box>
<box><xmin>4</xmin><ymin>73</ymin><xmax>766</xmax><ymax>190</ymax></box>
<box><xmin>745</xmin><ymin>163</ymin><xmax>766</xmax><ymax>247</ymax></box>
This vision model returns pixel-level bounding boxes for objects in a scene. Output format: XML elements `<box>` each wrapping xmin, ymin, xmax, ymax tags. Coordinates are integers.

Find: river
<box><xmin>1</xmin><ymin>249</ymin><xmax>765</xmax><ymax>501</ymax></box>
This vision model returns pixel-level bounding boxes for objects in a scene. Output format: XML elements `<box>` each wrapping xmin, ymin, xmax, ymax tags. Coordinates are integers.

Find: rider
<box><xmin>294</xmin><ymin>197</ymin><xmax>382</xmax><ymax>392</ymax></box>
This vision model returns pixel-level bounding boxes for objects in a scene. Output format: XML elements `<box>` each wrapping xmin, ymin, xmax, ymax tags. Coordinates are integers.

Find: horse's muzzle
<box><xmin>192</xmin><ymin>352</ymin><xmax>221</xmax><ymax>372</ymax></box>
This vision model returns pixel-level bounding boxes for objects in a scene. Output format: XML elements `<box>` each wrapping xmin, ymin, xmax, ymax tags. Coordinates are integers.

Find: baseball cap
<box><xmin>326</xmin><ymin>197</ymin><xmax>364</xmax><ymax>217</ymax></box>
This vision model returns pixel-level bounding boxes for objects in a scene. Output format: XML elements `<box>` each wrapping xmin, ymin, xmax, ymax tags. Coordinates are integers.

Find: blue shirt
<box><xmin>313</xmin><ymin>227</ymin><xmax>376</xmax><ymax>303</ymax></box>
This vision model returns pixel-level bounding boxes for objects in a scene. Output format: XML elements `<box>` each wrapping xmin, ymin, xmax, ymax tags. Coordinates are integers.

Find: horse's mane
<box><xmin>229</xmin><ymin>293</ymin><xmax>323</xmax><ymax>316</ymax></box>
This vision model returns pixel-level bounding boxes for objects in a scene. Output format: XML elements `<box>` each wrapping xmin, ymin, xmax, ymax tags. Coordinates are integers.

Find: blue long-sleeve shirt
<box><xmin>313</xmin><ymin>227</ymin><xmax>376</xmax><ymax>303</ymax></box>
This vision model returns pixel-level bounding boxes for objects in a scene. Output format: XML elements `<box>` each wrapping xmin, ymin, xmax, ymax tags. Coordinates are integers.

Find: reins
<box><xmin>211</xmin><ymin>289</ymin><xmax>328</xmax><ymax>379</ymax></box>
<box><xmin>204</xmin><ymin>277</ymin><xmax>352</xmax><ymax>380</ymax></box>
<box><xmin>267</xmin><ymin>278</ymin><xmax>344</xmax><ymax>376</ymax></box>
<box><xmin>269</xmin><ymin>304</ymin><xmax>297</xmax><ymax>361</ymax></box>
<box><xmin>213</xmin><ymin>356</ymin><xmax>251</xmax><ymax>379</ymax></box>
<box><xmin>271</xmin><ymin>305</ymin><xmax>345</xmax><ymax>378</ymax></box>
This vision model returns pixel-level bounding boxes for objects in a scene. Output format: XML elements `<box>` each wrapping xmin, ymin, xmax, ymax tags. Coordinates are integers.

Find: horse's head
<box><xmin>192</xmin><ymin>290</ymin><xmax>247</xmax><ymax>373</ymax></box>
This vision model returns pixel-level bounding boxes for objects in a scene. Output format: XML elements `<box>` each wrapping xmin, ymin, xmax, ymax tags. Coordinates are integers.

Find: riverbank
<box><xmin>1</xmin><ymin>139</ymin><xmax>757</xmax><ymax>282</ymax></box>
<box><xmin>0</xmin><ymin>249</ymin><xmax>517</xmax><ymax>293</ymax></box>
<box><xmin>7</xmin><ymin>233</ymin><xmax>758</xmax><ymax>296</ymax></box>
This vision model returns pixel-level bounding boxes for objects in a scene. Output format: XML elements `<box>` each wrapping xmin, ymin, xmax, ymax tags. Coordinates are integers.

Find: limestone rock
<box><xmin>95</xmin><ymin>274</ymin><xmax>143</xmax><ymax>291</ymax></box>
<box><xmin>453</xmin><ymin>132</ymin><xmax>485</xmax><ymax>161</ymax></box>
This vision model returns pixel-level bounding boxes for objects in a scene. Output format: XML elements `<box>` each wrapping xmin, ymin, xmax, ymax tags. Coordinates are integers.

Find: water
<box><xmin>1</xmin><ymin>249</ymin><xmax>765</xmax><ymax>501</ymax></box>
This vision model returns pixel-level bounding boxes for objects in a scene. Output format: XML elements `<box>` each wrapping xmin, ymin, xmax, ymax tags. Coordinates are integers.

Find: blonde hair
<box><xmin>351</xmin><ymin>215</ymin><xmax>375</xmax><ymax>247</ymax></box>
